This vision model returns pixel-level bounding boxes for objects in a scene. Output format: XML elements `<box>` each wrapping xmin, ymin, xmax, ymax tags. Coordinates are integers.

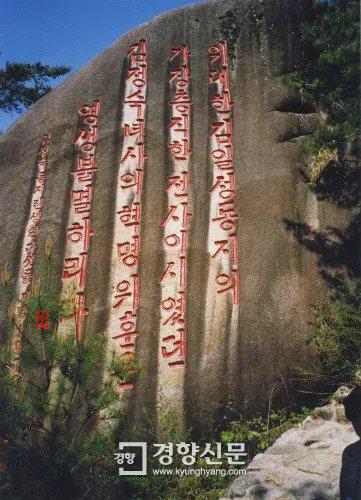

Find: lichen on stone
<box><xmin>309</xmin><ymin>147</ymin><xmax>338</xmax><ymax>182</ymax></box>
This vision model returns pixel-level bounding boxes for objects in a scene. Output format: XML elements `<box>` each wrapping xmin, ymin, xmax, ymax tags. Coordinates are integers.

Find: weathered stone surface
<box><xmin>0</xmin><ymin>0</ymin><xmax>347</xmax><ymax>430</ymax></box>
<box><xmin>225</xmin><ymin>401</ymin><xmax>358</xmax><ymax>499</ymax></box>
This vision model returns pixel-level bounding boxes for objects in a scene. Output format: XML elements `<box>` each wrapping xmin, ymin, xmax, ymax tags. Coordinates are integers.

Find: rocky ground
<box><xmin>225</xmin><ymin>388</ymin><xmax>358</xmax><ymax>499</ymax></box>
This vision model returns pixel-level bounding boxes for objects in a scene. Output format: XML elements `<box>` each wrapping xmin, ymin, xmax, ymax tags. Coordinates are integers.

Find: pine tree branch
<box><xmin>4</xmin><ymin>363</ymin><xmax>43</xmax><ymax>391</ymax></box>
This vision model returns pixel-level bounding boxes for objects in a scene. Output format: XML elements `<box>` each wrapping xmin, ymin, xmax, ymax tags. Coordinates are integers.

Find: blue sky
<box><xmin>0</xmin><ymin>0</ymin><xmax>198</xmax><ymax>132</ymax></box>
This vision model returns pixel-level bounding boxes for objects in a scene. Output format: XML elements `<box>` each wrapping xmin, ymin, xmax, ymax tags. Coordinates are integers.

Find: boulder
<box><xmin>225</xmin><ymin>399</ymin><xmax>358</xmax><ymax>499</ymax></box>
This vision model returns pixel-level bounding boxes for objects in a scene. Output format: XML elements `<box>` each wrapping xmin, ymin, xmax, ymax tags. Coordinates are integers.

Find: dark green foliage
<box><xmin>279</xmin><ymin>0</ymin><xmax>359</xmax><ymax>153</ymax></box>
<box><xmin>312</xmin><ymin>278</ymin><xmax>361</xmax><ymax>385</ymax></box>
<box><xmin>1</xmin><ymin>0</ymin><xmax>358</xmax><ymax>495</ymax></box>
<box><xmin>110</xmin><ymin>353</ymin><xmax>141</xmax><ymax>386</ymax></box>
<box><xmin>0</xmin><ymin>61</ymin><xmax>70</xmax><ymax>114</ymax></box>
<box><xmin>0</xmin><ymin>251</ymin><xmax>125</xmax><ymax>498</ymax></box>
<box><xmin>0</xmin><ymin>252</ymin><xmax>312</xmax><ymax>498</ymax></box>
<box><xmin>221</xmin><ymin>408</ymin><xmax>311</xmax><ymax>459</ymax></box>
<box><xmin>122</xmin><ymin>408</ymin><xmax>311</xmax><ymax>500</ymax></box>
<box><xmin>282</xmin><ymin>0</ymin><xmax>360</xmax><ymax>389</ymax></box>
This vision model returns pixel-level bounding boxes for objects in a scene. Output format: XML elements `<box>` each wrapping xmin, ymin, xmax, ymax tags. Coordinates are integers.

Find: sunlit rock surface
<box><xmin>0</xmin><ymin>0</ymin><xmax>346</xmax><ymax>431</ymax></box>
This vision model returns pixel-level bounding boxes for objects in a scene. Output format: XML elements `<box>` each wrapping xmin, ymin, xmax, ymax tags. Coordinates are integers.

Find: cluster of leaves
<box><xmin>0</xmin><ymin>61</ymin><xmax>70</xmax><ymax>114</ymax></box>
<box><xmin>0</xmin><ymin>258</ymin><xmax>314</xmax><ymax>499</ymax></box>
<box><xmin>221</xmin><ymin>407</ymin><xmax>311</xmax><ymax>460</ymax></box>
<box><xmin>1</xmin><ymin>1</ymin><xmax>359</xmax><ymax>496</ymax></box>
<box><xmin>114</xmin><ymin>431</ymin><xmax>232</xmax><ymax>499</ymax></box>
<box><xmin>281</xmin><ymin>1</ymin><xmax>360</xmax><ymax>389</ymax></box>
<box><xmin>0</xmin><ymin>251</ymin><xmax>134</xmax><ymax>498</ymax></box>
<box><xmin>279</xmin><ymin>0</ymin><xmax>359</xmax><ymax>154</ymax></box>
<box><xmin>110</xmin><ymin>354</ymin><xmax>141</xmax><ymax>386</ymax></box>
<box><xmin>311</xmin><ymin>277</ymin><xmax>361</xmax><ymax>386</ymax></box>
<box><xmin>110</xmin><ymin>404</ymin><xmax>312</xmax><ymax>500</ymax></box>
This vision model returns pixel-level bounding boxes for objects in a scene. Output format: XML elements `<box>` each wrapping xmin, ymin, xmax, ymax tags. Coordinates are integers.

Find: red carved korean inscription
<box><xmin>208</xmin><ymin>41</ymin><xmax>239</xmax><ymax>304</ymax></box>
<box><xmin>13</xmin><ymin>133</ymin><xmax>52</xmax><ymax>373</ymax></box>
<box><xmin>159</xmin><ymin>45</ymin><xmax>192</xmax><ymax>367</ymax></box>
<box><xmin>19</xmin><ymin>134</ymin><xmax>51</xmax><ymax>300</ymax></box>
<box><xmin>107</xmin><ymin>40</ymin><xmax>148</xmax><ymax>389</ymax></box>
<box><xmin>60</xmin><ymin>101</ymin><xmax>100</xmax><ymax>341</ymax></box>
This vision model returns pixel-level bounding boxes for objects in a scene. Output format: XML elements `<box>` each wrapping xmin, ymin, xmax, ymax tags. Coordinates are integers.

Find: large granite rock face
<box><xmin>0</xmin><ymin>0</ymin><xmax>346</xmax><ymax>431</ymax></box>
<box><xmin>225</xmin><ymin>398</ymin><xmax>358</xmax><ymax>499</ymax></box>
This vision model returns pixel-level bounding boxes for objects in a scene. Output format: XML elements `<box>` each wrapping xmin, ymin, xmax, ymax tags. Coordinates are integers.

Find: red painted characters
<box><xmin>13</xmin><ymin>133</ymin><xmax>51</xmax><ymax>374</ymax></box>
<box><xmin>208</xmin><ymin>41</ymin><xmax>239</xmax><ymax>305</ymax></box>
<box><xmin>19</xmin><ymin>133</ymin><xmax>52</xmax><ymax>300</ymax></box>
<box><xmin>159</xmin><ymin>45</ymin><xmax>192</xmax><ymax>368</ymax></box>
<box><xmin>60</xmin><ymin>101</ymin><xmax>100</xmax><ymax>341</ymax></box>
<box><xmin>35</xmin><ymin>309</ymin><xmax>49</xmax><ymax>329</ymax></box>
<box><xmin>107</xmin><ymin>40</ymin><xmax>148</xmax><ymax>390</ymax></box>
